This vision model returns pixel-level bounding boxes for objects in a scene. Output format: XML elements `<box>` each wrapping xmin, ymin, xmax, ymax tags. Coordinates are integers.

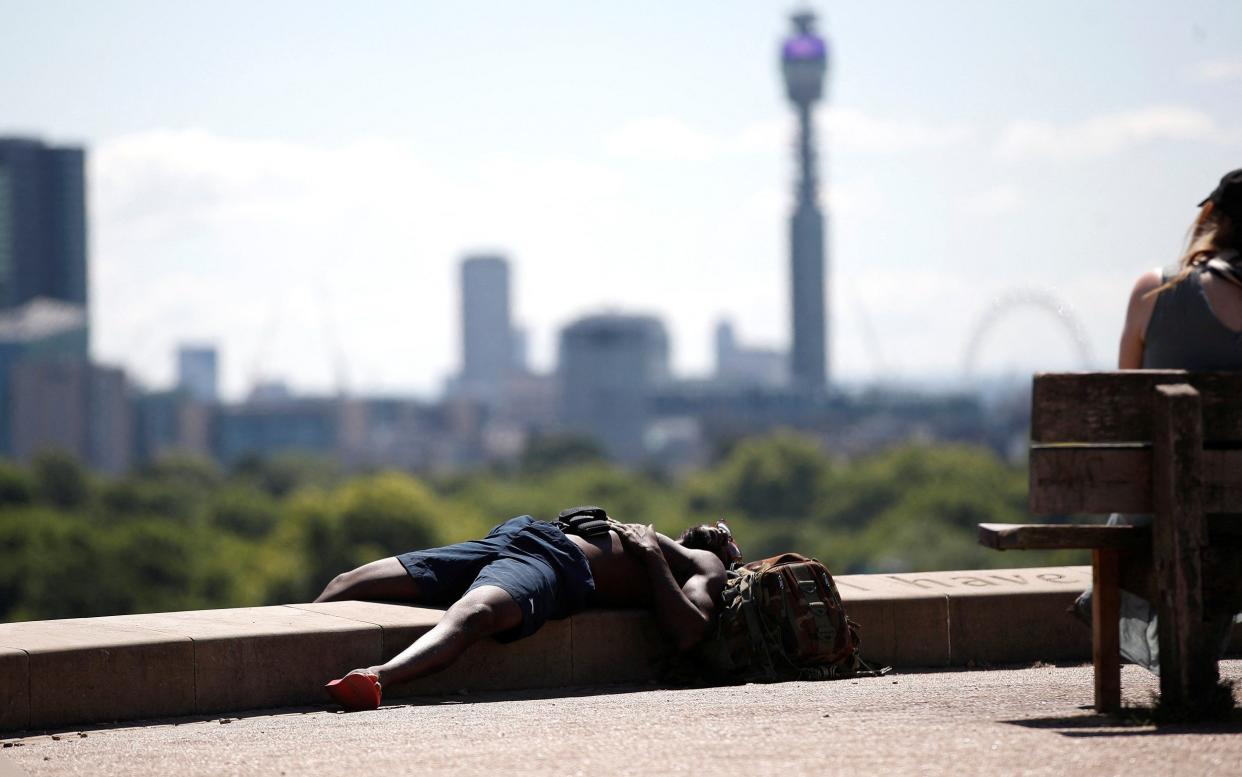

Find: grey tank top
<box><xmin>1142</xmin><ymin>262</ymin><xmax>1242</xmax><ymax>369</ymax></box>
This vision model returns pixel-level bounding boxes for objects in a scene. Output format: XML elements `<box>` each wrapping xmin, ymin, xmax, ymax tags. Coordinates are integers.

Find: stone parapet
<box><xmin>836</xmin><ymin>565</ymin><xmax>1093</xmax><ymax>667</ymax></box>
<box><xmin>5</xmin><ymin>564</ymin><xmax>1232</xmax><ymax>733</ymax></box>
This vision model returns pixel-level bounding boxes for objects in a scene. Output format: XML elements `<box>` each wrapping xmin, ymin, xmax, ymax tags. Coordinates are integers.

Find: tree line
<box><xmin>0</xmin><ymin>434</ymin><xmax>1088</xmax><ymax>622</ymax></box>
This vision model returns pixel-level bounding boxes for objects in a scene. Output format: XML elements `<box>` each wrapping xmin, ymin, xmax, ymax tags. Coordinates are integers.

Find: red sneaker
<box><xmin>325</xmin><ymin>671</ymin><xmax>382</xmax><ymax>711</ymax></box>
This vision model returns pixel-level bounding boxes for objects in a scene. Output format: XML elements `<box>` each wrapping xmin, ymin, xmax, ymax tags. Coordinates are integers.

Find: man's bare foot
<box><xmin>325</xmin><ymin>669</ymin><xmax>382</xmax><ymax>711</ymax></box>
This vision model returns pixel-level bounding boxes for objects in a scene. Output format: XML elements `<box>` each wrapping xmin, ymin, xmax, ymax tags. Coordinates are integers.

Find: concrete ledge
<box><xmin>0</xmin><ymin>647</ymin><xmax>29</xmax><ymax>732</ymax></box>
<box><xmin>0</xmin><ymin>619</ymin><xmax>194</xmax><ymax>730</ymax></box>
<box><xmin>834</xmin><ymin>566</ymin><xmax>1094</xmax><ymax>666</ymax></box>
<box><xmin>0</xmin><ymin>564</ymin><xmax>1205</xmax><ymax>733</ymax></box>
<box><xmin>105</xmin><ymin>606</ymin><xmax>383</xmax><ymax>714</ymax></box>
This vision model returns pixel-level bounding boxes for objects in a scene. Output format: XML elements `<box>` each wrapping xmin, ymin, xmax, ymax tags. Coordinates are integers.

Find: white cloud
<box><xmin>603</xmin><ymin>117</ymin><xmax>739</xmax><ymax>162</ymax></box>
<box><xmin>958</xmin><ymin>184</ymin><xmax>1022</xmax><ymax>217</ymax></box>
<box><xmin>822</xmin><ymin>107</ymin><xmax>974</xmax><ymax>154</ymax></box>
<box><xmin>830</xmin><ymin>269</ymin><xmax>1117</xmax><ymax>382</ymax></box>
<box><xmin>995</xmin><ymin>105</ymin><xmax>1226</xmax><ymax>161</ymax></box>
<box><xmin>607</xmin><ymin>104</ymin><xmax>1229</xmax><ymax>170</ymax></box>
<box><xmin>1192</xmin><ymin>59</ymin><xmax>1242</xmax><ymax>82</ymax></box>
<box><xmin>90</xmin><ymin>130</ymin><xmax>630</xmax><ymax>398</ymax></box>
<box><xmin>603</xmin><ymin>108</ymin><xmax>973</xmax><ymax>162</ymax></box>
<box><xmin>95</xmin><ymin>130</ymin><xmax>436</xmax><ymax>246</ymax></box>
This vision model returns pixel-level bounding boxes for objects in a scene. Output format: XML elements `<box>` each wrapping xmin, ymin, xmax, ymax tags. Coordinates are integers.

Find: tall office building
<box><xmin>177</xmin><ymin>344</ymin><xmax>219</xmax><ymax>403</ymax></box>
<box><xmin>458</xmin><ymin>254</ymin><xmax>514</xmax><ymax>404</ymax></box>
<box><xmin>0</xmin><ymin>138</ymin><xmax>88</xmax><ymax>312</ymax></box>
<box><xmin>212</xmin><ymin>397</ymin><xmax>345</xmax><ymax>464</ymax></box>
<box><xmin>558</xmin><ymin>314</ymin><xmax>670</xmax><ymax>464</ymax></box>
<box><xmin>781</xmin><ymin>11</ymin><xmax>829</xmax><ymax>392</ymax></box>
<box><xmin>10</xmin><ymin>358</ymin><xmax>131</xmax><ymax>475</ymax></box>
<box><xmin>714</xmin><ymin>319</ymin><xmax>788</xmax><ymax>388</ymax></box>
<box><xmin>0</xmin><ymin>299</ymin><xmax>89</xmax><ymax>455</ymax></box>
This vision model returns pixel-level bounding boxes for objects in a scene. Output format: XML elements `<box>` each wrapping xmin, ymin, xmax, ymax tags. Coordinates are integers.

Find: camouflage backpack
<box><xmin>697</xmin><ymin>552</ymin><xmax>884</xmax><ymax>682</ymax></box>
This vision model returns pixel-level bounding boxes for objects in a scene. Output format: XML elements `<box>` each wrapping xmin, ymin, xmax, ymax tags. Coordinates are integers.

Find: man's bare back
<box><xmin>567</xmin><ymin>529</ymin><xmax>727</xmax><ymax>609</ymax></box>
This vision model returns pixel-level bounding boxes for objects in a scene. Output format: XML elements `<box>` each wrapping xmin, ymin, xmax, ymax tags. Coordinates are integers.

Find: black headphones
<box><xmin>556</xmin><ymin>505</ymin><xmax>612</xmax><ymax>538</ymax></box>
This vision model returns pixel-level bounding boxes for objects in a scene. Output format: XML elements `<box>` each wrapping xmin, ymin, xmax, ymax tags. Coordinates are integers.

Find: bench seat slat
<box><xmin>1032</xmin><ymin>371</ymin><xmax>1242</xmax><ymax>445</ymax></box>
<box><xmin>1029</xmin><ymin>446</ymin><xmax>1242</xmax><ymax>514</ymax></box>
<box><xmin>978</xmin><ymin>523</ymin><xmax>1148</xmax><ymax>550</ymax></box>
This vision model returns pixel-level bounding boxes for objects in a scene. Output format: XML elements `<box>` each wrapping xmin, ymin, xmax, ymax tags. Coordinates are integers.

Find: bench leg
<box><xmin>1092</xmin><ymin>548</ymin><xmax>1122</xmax><ymax>713</ymax></box>
<box><xmin>1152</xmin><ymin>383</ymin><xmax>1219</xmax><ymax>717</ymax></box>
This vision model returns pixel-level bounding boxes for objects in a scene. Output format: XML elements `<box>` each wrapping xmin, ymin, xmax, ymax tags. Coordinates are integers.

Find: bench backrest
<box><xmin>1029</xmin><ymin>371</ymin><xmax>1242</xmax><ymax>515</ymax></box>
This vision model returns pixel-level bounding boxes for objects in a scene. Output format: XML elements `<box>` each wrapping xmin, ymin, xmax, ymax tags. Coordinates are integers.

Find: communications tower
<box><xmin>781</xmin><ymin>10</ymin><xmax>829</xmax><ymax>392</ymax></box>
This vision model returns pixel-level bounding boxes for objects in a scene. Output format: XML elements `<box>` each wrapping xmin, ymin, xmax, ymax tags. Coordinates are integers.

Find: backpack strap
<box><xmin>789</xmin><ymin>564</ymin><xmax>840</xmax><ymax>649</ymax></box>
<box><xmin>1206</xmin><ymin>256</ymin><xmax>1242</xmax><ymax>291</ymax></box>
<box><xmin>736</xmin><ymin>571</ymin><xmax>780</xmax><ymax>681</ymax></box>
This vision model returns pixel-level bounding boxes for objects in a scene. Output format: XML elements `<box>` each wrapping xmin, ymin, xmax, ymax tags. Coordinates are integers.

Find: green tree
<box><xmin>142</xmin><ymin>454</ymin><xmax>223</xmax><ymax>492</ymax></box>
<box><xmin>265</xmin><ymin>472</ymin><xmax>451</xmax><ymax>602</ymax></box>
<box><xmin>233</xmin><ymin>453</ymin><xmax>342</xmax><ymax>498</ymax></box>
<box><xmin>335</xmin><ymin>473</ymin><xmax>447</xmax><ymax>555</ymax></box>
<box><xmin>31</xmin><ymin>451</ymin><xmax>91</xmax><ymax>510</ymax></box>
<box><xmin>690</xmin><ymin>431</ymin><xmax>831</xmax><ymax>520</ymax></box>
<box><xmin>207</xmin><ymin>486</ymin><xmax>281</xmax><ymax>539</ymax></box>
<box><xmin>0</xmin><ymin>462</ymin><xmax>33</xmax><ymax>506</ymax></box>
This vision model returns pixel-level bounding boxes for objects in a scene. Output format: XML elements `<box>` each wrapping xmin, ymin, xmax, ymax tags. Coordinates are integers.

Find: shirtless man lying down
<box><xmin>316</xmin><ymin>513</ymin><xmax>743</xmax><ymax>710</ymax></box>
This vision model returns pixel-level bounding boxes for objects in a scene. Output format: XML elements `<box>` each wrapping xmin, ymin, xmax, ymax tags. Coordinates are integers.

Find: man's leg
<box><xmin>327</xmin><ymin>583</ymin><xmax>521</xmax><ymax>710</ymax></box>
<box><xmin>367</xmin><ymin>584</ymin><xmax>521</xmax><ymax>687</ymax></box>
<box><xmin>327</xmin><ymin>585</ymin><xmax>520</xmax><ymax>709</ymax></box>
<box><xmin>314</xmin><ymin>557</ymin><xmax>422</xmax><ymax>603</ymax></box>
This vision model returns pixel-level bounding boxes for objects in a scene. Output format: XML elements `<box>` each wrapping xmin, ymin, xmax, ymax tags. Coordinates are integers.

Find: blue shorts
<box><xmin>395</xmin><ymin>516</ymin><xmax>596</xmax><ymax>642</ymax></box>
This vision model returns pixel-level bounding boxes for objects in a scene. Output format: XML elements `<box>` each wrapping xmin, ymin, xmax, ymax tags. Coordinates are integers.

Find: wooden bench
<box><xmin>979</xmin><ymin>371</ymin><xmax>1242</xmax><ymax>715</ymax></box>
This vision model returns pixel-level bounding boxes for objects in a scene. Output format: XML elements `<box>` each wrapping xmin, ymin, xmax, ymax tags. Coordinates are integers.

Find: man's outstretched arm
<box><xmin>609</xmin><ymin>521</ymin><xmax>719</xmax><ymax>652</ymax></box>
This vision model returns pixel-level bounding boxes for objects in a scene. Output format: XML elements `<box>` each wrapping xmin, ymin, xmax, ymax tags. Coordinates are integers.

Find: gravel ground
<box><xmin>4</xmin><ymin>661</ymin><xmax>1242</xmax><ymax>777</ymax></box>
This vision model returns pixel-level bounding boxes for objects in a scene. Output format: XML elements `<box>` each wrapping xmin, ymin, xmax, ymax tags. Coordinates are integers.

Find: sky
<box><xmin>1</xmin><ymin>0</ymin><xmax>1240</xmax><ymax>399</ymax></box>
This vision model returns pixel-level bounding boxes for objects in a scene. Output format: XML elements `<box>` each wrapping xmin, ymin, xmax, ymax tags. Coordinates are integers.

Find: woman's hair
<box><xmin>1152</xmin><ymin>191</ymin><xmax>1241</xmax><ymax>296</ymax></box>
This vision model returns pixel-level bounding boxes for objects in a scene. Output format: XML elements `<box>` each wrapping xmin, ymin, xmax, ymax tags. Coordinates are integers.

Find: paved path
<box><xmin>4</xmin><ymin>662</ymin><xmax>1241</xmax><ymax>777</ymax></box>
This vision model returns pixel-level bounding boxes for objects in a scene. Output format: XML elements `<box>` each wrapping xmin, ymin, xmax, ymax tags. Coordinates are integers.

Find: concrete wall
<box><xmin>3</xmin><ymin>565</ymin><xmax>1233</xmax><ymax>734</ymax></box>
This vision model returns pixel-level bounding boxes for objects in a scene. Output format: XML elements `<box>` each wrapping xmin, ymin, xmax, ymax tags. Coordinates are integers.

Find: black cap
<box><xmin>1199</xmin><ymin>169</ymin><xmax>1242</xmax><ymax>221</ymax></box>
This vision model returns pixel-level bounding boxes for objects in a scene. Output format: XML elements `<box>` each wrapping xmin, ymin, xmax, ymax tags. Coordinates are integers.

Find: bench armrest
<box><xmin>978</xmin><ymin>523</ymin><xmax>1148</xmax><ymax>551</ymax></box>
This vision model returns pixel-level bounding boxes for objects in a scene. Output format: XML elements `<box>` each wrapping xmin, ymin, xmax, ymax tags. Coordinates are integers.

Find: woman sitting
<box><xmin>1088</xmin><ymin>168</ymin><xmax>1242</xmax><ymax>672</ymax></box>
<box><xmin>1119</xmin><ymin>168</ymin><xmax>1242</xmax><ymax>371</ymax></box>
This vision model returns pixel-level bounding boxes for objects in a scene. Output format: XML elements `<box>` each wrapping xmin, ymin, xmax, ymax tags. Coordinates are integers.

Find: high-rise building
<box><xmin>212</xmin><ymin>396</ymin><xmax>346</xmax><ymax>464</ymax></box>
<box><xmin>10</xmin><ymin>358</ymin><xmax>132</xmax><ymax>475</ymax></box>
<box><xmin>558</xmin><ymin>314</ymin><xmax>669</xmax><ymax>464</ymax></box>
<box><xmin>781</xmin><ymin>11</ymin><xmax>829</xmax><ymax>392</ymax></box>
<box><xmin>0</xmin><ymin>298</ymin><xmax>89</xmax><ymax>455</ymax></box>
<box><xmin>177</xmin><ymin>344</ymin><xmax>219</xmax><ymax>403</ymax></box>
<box><xmin>0</xmin><ymin>138</ymin><xmax>88</xmax><ymax>313</ymax></box>
<box><xmin>132</xmin><ymin>389</ymin><xmax>212</xmax><ymax>465</ymax></box>
<box><xmin>714</xmin><ymin>319</ymin><xmax>789</xmax><ymax>388</ymax></box>
<box><xmin>457</xmin><ymin>254</ymin><xmax>514</xmax><ymax>404</ymax></box>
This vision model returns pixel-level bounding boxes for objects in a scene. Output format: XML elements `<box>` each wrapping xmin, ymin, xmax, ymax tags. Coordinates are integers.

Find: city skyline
<box><xmin>2</xmin><ymin>2</ymin><xmax>1240</xmax><ymax>399</ymax></box>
